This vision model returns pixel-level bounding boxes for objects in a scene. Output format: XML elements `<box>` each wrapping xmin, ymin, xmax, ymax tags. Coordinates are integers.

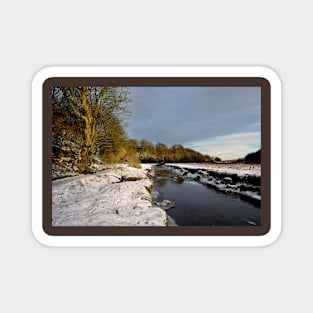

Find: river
<box><xmin>151</xmin><ymin>166</ymin><xmax>260</xmax><ymax>226</ymax></box>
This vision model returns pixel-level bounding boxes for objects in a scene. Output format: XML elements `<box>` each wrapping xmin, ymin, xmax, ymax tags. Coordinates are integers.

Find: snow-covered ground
<box><xmin>166</xmin><ymin>163</ymin><xmax>261</xmax><ymax>177</ymax></box>
<box><xmin>52</xmin><ymin>162</ymin><xmax>261</xmax><ymax>227</ymax></box>
<box><xmin>158</xmin><ymin>163</ymin><xmax>261</xmax><ymax>201</ymax></box>
<box><xmin>52</xmin><ymin>164</ymin><xmax>167</xmax><ymax>226</ymax></box>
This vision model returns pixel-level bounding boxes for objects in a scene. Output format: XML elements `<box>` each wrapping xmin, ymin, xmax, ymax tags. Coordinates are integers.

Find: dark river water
<box><xmin>152</xmin><ymin>177</ymin><xmax>260</xmax><ymax>226</ymax></box>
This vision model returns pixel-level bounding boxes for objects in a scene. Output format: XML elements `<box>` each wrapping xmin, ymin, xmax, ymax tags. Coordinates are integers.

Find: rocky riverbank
<box><xmin>154</xmin><ymin>163</ymin><xmax>261</xmax><ymax>201</ymax></box>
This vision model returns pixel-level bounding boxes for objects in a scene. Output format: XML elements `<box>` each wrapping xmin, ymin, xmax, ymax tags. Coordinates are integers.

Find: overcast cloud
<box><xmin>127</xmin><ymin>87</ymin><xmax>261</xmax><ymax>159</ymax></box>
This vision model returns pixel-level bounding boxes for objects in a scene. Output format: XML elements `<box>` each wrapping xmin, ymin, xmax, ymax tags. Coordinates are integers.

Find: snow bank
<box><xmin>161</xmin><ymin>164</ymin><xmax>261</xmax><ymax>201</ymax></box>
<box><xmin>167</xmin><ymin>163</ymin><xmax>261</xmax><ymax>177</ymax></box>
<box><xmin>52</xmin><ymin>164</ymin><xmax>167</xmax><ymax>226</ymax></box>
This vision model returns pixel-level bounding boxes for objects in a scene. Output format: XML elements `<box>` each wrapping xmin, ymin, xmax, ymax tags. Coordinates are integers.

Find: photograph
<box><xmin>47</xmin><ymin>77</ymin><xmax>269</xmax><ymax>235</ymax></box>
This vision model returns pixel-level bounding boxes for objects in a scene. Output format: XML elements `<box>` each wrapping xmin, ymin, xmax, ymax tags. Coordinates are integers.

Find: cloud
<box><xmin>127</xmin><ymin>86</ymin><xmax>261</xmax><ymax>158</ymax></box>
<box><xmin>186</xmin><ymin>132</ymin><xmax>261</xmax><ymax>160</ymax></box>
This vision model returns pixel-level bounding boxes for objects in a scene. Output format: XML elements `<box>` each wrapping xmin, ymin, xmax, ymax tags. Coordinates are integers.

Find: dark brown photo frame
<box><xmin>43</xmin><ymin>77</ymin><xmax>270</xmax><ymax>237</ymax></box>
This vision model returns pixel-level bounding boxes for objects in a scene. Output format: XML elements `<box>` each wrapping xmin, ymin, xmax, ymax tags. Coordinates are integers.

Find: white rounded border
<box><xmin>32</xmin><ymin>66</ymin><xmax>281</xmax><ymax>247</ymax></box>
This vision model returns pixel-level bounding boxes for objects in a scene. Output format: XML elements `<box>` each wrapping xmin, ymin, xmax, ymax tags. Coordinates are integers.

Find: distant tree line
<box><xmin>243</xmin><ymin>149</ymin><xmax>261</xmax><ymax>164</ymax></box>
<box><xmin>127</xmin><ymin>139</ymin><xmax>212</xmax><ymax>163</ymax></box>
<box><xmin>234</xmin><ymin>149</ymin><xmax>261</xmax><ymax>164</ymax></box>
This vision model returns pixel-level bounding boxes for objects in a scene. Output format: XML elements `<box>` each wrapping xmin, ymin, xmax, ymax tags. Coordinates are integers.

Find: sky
<box><xmin>127</xmin><ymin>87</ymin><xmax>261</xmax><ymax>160</ymax></box>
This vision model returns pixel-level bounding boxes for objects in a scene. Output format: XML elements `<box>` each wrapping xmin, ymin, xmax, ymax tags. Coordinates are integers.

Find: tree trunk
<box><xmin>79</xmin><ymin>87</ymin><xmax>97</xmax><ymax>173</ymax></box>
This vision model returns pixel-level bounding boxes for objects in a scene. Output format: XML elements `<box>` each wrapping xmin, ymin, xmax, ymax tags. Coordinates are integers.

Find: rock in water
<box><xmin>158</xmin><ymin>199</ymin><xmax>175</xmax><ymax>210</ymax></box>
<box><xmin>175</xmin><ymin>176</ymin><xmax>184</xmax><ymax>183</ymax></box>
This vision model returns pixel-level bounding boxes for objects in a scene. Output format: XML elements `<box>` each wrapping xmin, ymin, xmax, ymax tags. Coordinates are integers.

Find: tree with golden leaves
<box><xmin>53</xmin><ymin>86</ymin><xmax>131</xmax><ymax>173</ymax></box>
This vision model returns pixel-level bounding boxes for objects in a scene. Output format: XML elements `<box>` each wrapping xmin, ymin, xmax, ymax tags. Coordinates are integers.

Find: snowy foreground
<box><xmin>52</xmin><ymin>164</ymin><xmax>167</xmax><ymax>226</ymax></box>
<box><xmin>161</xmin><ymin>163</ymin><xmax>261</xmax><ymax>201</ymax></box>
<box><xmin>52</xmin><ymin>162</ymin><xmax>261</xmax><ymax>227</ymax></box>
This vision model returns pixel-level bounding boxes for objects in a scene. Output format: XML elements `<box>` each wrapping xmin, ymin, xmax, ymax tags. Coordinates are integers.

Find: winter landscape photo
<box><xmin>52</xmin><ymin>85</ymin><xmax>261</xmax><ymax>228</ymax></box>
